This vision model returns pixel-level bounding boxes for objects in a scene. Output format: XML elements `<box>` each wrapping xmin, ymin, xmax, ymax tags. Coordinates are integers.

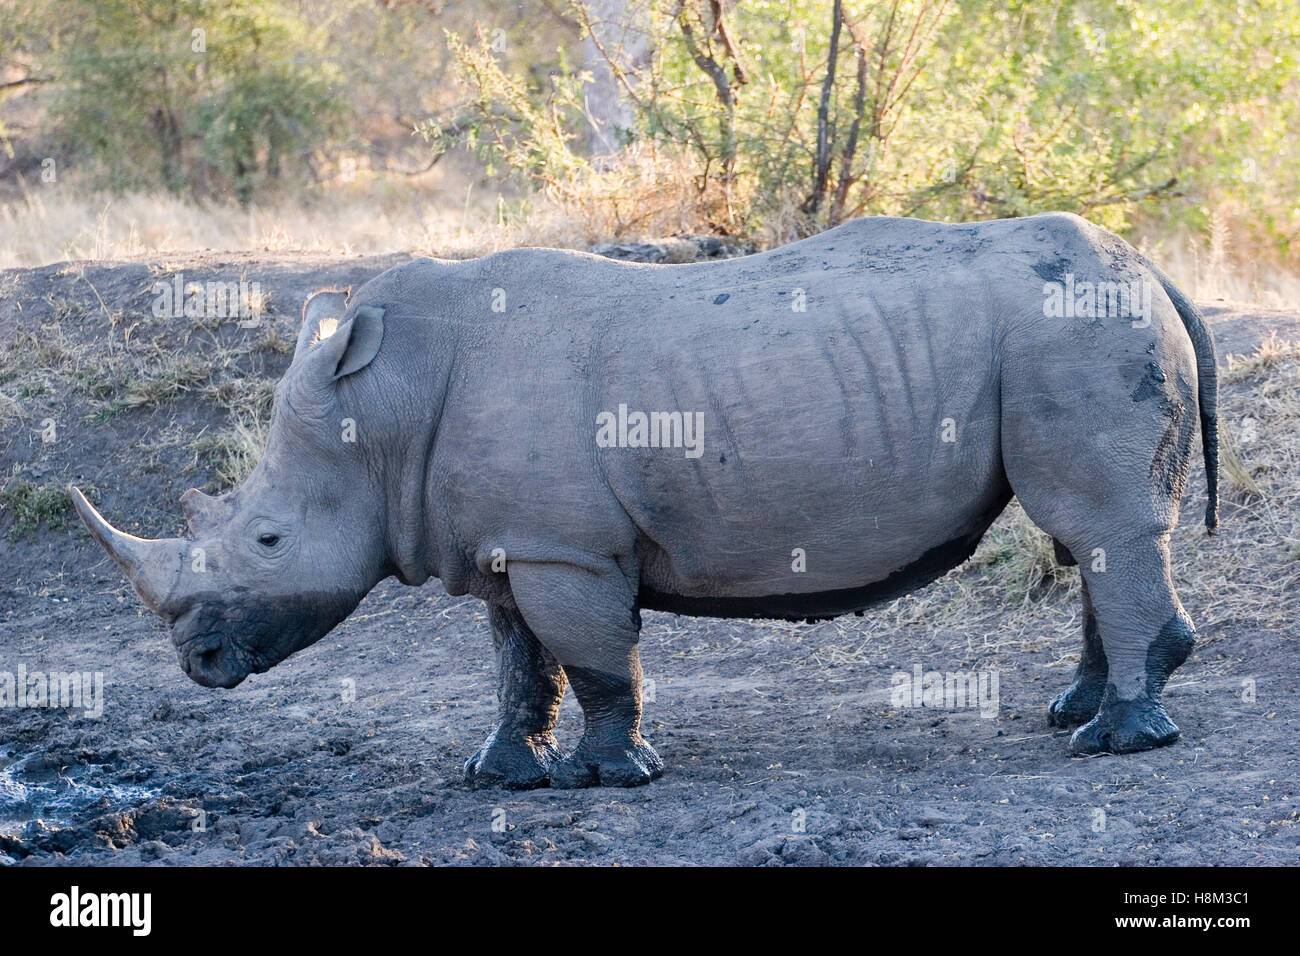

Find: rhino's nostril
<box><xmin>179</xmin><ymin>633</ymin><xmax>222</xmax><ymax>675</ymax></box>
<box><xmin>177</xmin><ymin>635</ymin><xmax>249</xmax><ymax>688</ymax></box>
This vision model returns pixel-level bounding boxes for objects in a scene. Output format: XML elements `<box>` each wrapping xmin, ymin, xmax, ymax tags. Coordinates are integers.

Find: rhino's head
<box><xmin>73</xmin><ymin>289</ymin><xmax>395</xmax><ymax>688</ymax></box>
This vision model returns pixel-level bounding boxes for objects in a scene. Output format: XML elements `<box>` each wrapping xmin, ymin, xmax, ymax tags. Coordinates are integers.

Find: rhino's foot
<box><xmin>463</xmin><ymin>728</ymin><xmax>561</xmax><ymax>790</ymax></box>
<box><xmin>550</xmin><ymin>733</ymin><xmax>664</xmax><ymax>789</ymax></box>
<box><xmin>1047</xmin><ymin>678</ymin><xmax>1106</xmax><ymax>728</ymax></box>
<box><xmin>1068</xmin><ymin>692</ymin><xmax>1180</xmax><ymax>756</ymax></box>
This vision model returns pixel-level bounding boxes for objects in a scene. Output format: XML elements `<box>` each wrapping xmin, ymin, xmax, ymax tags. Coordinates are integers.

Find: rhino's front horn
<box><xmin>70</xmin><ymin>486</ymin><xmax>188</xmax><ymax>619</ymax></box>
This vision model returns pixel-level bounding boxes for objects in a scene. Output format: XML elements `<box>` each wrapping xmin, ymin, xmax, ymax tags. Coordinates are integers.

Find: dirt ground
<box><xmin>1</xmin><ymin>254</ymin><xmax>1297</xmax><ymax>866</ymax></box>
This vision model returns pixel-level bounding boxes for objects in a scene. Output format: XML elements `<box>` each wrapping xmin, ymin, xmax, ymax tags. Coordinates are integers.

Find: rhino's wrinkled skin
<box><xmin>74</xmin><ymin>213</ymin><xmax>1219</xmax><ymax>788</ymax></box>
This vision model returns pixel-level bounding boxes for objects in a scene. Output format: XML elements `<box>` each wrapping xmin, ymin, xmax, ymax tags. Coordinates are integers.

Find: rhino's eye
<box><xmin>257</xmin><ymin>533</ymin><xmax>281</xmax><ymax>548</ymax></box>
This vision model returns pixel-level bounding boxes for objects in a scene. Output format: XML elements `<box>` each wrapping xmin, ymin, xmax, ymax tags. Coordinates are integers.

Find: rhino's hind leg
<box><xmin>1000</xmin><ymin>302</ymin><xmax>1202</xmax><ymax>755</ymax></box>
<box><xmin>1066</xmin><ymin>538</ymin><xmax>1194</xmax><ymax>755</ymax></box>
<box><xmin>464</xmin><ymin>604</ymin><xmax>567</xmax><ymax>789</ymax></box>
<box><xmin>507</xmin><ymin>561</ymin><xmax>663</xmax><ymax>788</ymax></box>
<box><xmin>1047</xmin><ymin>579</ymin><xmax>1109</xmax><ymax>727</ymax></box>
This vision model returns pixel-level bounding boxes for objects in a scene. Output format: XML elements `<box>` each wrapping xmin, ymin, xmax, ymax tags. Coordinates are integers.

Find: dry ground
<box><xmin>0</xmin><ymin>254</ymin><xmax>1297</xmax><ymax>865</ymax></box>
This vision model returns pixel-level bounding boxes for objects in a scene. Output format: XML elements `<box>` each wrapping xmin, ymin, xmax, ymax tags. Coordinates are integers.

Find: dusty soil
<box><xmin>0</xmin><ymin>254</ymin><xmax>1297</xmax><ymax>866</ymax></box>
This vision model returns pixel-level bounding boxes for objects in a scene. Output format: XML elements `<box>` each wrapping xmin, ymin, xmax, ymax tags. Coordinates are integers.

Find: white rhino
<box><xmin>73</xmin><ymin>212</ymin><xmax>1218</xmax><ymax>788</ymax></box>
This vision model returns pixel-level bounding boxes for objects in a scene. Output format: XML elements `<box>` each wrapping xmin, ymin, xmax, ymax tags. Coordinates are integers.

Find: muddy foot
<box><xmin>463</xmin><ymin>727</ymin><xmax>561</xmax><ymax>789</ymax></box>
<box><xmin>550</xmin><ymin>734</ymin><xmax>664</xmax><ymax>788</ymax></box>
<box><xmin>1068</xmin><ymin>693</ymin><xmax>1180</xmax><ymax>755</ymax></box>
<box><xmin>1048</xmin><ymin>679</ymin><xmax>1105</xmax><ymax>728</ymax></box>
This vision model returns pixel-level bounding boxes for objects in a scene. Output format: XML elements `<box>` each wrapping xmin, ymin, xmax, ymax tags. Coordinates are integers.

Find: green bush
<box><xmin>45</xmin><ymin>0</ymin><xmax>346</xmax><ymax>201</ymax></box>
<box><xmin>0</xmin><ymin>478</ymin><xmax>73</xmax><ymax>537</ymax></box>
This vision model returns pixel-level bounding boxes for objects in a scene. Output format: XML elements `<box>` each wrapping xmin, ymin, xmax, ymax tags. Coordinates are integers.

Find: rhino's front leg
<box><xmin>464</xmin><ymin>603</ymin><xmax>567</xmax><ymax>789</ymax></box>
<box><xmin>508</xmin><ymin>561</ymin><xmax>663</xmax><ymax>788</ymax></box>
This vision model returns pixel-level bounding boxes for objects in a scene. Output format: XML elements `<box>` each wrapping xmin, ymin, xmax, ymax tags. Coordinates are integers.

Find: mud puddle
<box><xmin>0</xmin><ymin>749</ymin><xmax>159</xmax><ymax>852</ymax></box>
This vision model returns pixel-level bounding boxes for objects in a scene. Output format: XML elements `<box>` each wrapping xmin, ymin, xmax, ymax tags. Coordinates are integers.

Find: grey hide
<box><xmin>73</xmin><ymin>212</ymin><xmax>1219</xmax><ymax>788</ymax></box>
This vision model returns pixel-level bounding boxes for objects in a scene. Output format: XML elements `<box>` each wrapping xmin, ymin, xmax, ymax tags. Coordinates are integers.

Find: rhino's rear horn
<box><xmin>181</xmin><ymin>487</ymin><xmax>224</xmax><ymax>535</ymax></box>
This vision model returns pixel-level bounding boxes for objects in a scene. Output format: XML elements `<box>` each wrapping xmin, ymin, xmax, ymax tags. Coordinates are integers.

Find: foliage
<box><xmin>2</xmin><ymin>0</ymin><xmax>1296</xmax><ymax>258</ymax></box>
<box><xmin>40</xmin><ymin>0</ymin><xmax>346</xmax><ymax>201</ymax></box>
<box><xmin>435</xmin><ymin>0</ymin><xmax>1300</xmax><ymax>253</ymax></box>
<box><xmin>428</xmin><ymin>26</ymin><xmax>591</xmax><ymax>188</ymax></box>
<box><xmin>0</xmin><ymin>477</ymin><xmax>72</xmax><ymax>537</ymax></box>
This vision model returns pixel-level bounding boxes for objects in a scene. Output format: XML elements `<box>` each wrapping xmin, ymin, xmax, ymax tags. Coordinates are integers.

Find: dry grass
<box><xmin>190</xmin><ymin>414</ymin><xmax>270</xmax><ymax>491</ymax></box>
<box><xmin>484</xmin><ymin>145</ymin><xmax>733</xmax><ymax>250</ymax></box>
<box><xmin>5</xmin><ymin>158</ymin><xmax>1298</xmax><ymax>309</ymax></box>
<box><xmin>1223</xmin><ymin>331</ymin><xmax>1300</xmax><ymax>383</ymax></box>
<box><xmin>968</xmin><ymin>499</ymin><xmax>1077</xmax><ymax>604</ymax></box>
<box><xmin>1219</xmin><ymin>333</ymin><xmax>1300</xmax><ymax>501</ymax></box>
<box><xmin>0</xmin><ymin>308</ymin><xmax>283</xmax><ymax>543</ymax></box>
<box><xmin>0</xmin><ymin>389</ymin><xmax>24</xmax><ymax>426</ymax></box>
<box><xmin>0</xmin><ymin>147</ymin><xmax>726</xmax><ymax>269</ymax></box>
<box><xmin>0</xmin><ymin>178</ymin><xmax>466</xmax><ymax>269</ymax></box>
<box><xmin>1134</xmin><ymin>222</ymin><xmax>1300</xmax><ymax>309</ymax></box>
<box><xmin>0</xmin><ymin>320</ymin><xmax>81</xmax><ymax>426</ymax></box>
<box><xmin>0</xmin><ymin>288</ymin><xmax>283</xmax><ymax>416</ymax></box>
<box><xmin>1220</xmin><ymin>425</ymin><xmax>1264</xmax><ymax>501</ymax></box>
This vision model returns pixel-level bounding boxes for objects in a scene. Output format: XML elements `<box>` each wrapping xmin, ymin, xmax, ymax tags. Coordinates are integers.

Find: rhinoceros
<box><xmin>72</xmin><ymin>212</ymin><xmax>1218</xmax><ymax>788</ymax></box>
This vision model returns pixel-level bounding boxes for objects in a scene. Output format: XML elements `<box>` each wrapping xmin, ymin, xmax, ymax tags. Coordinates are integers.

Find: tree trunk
<box><xmin>580</xmin><ymin>0</ymin><xmax>652</xmax><ymax>159</ymax></box>
<box><xmin>151</xmin><ymin>104</ymin><xmax>184</xmax><ymax>194</ymax></box>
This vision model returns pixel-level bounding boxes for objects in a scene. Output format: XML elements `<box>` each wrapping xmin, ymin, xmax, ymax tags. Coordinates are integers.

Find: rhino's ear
<box><xmin>330</xmin><ymin>306</ymin><xmax>385</xmax><ymax>379</ymax></box>
<box><xmin>302</xmin><ymin>304</ymin><xmax>386</xmax><ymax>382</ymax></box>
<box><xmin>295</xmin><ymin>288</ymin><xmax>350</xmax><ymax>356</ymax></box>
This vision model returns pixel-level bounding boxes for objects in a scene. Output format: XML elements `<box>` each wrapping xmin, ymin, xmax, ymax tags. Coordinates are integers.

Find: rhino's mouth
<box><xmin>168</xmin><ymin>595</ymin><xmax>352</xmax><ymax>688</ymax></box>
<box><xmin>172</xmin><ymin>607</ymin><xmax>267</xmax><ymax>689</ymax></box>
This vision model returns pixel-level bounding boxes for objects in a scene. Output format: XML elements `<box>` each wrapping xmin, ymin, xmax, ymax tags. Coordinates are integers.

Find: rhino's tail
<box><xmin>1151</xmin><ymin>264</ymin><xmax>1220</xmax><ymax>532</ymax></box>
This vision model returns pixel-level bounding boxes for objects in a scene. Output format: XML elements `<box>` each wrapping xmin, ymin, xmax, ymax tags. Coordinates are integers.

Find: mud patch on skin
<box><xmin>1088</xmin><ymin>228</ymin><xmax>1153</xmax><ymax>285</ymax></box>
<box><xmin>1047</xmin><ymin>584</ymin><xmax>1106</xmax><ymax>727</ymax></box>
<box><xmin>1145</xmin><ymin>612</ymin><xmax>1196</xmax><ymax>696</ymax></box>
<box><xmin>1130</xmin><ymin>361</ymin><xmax>1169</xmax><ymax>404</ymax></box>
<box><xmin>1133</xmin><ymin>358</ymin><xmax>1194</xmax><ymax>501</ymax></box>
<box><xmin>1069</xmin><ymin>684</ymin><xmax>1182</xmax><ymax>756</ymax></box>
<box><xmin>1031</xmin><ymin>256</ymin><xmax>1072</xmax><ymax>284</ymax></box>
<box><xmin>1149</xmin><ymin>399</ymin><xmax>1195</xmax><ymax>500</ymax></box>
<box><xmin>1068</xmin><ymin>613</ymin><xmax>1195</xmax><ymax>756</ymax></box>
